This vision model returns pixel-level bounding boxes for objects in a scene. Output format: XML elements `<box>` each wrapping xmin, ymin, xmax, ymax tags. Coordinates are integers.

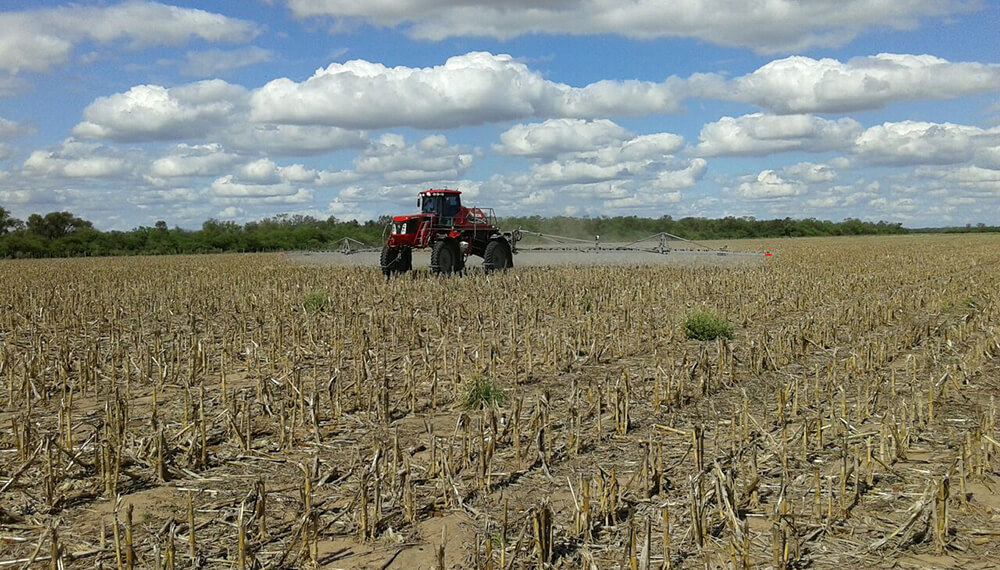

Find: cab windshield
<box><xmin>421</xmin><ymin>196</ymin><xmax>437</xmax><ymax>214</ymax></box>
<box><xmin>421</xmin><ymin>193</ymin><xmax>461</xmax><ymax>217</ymax></box>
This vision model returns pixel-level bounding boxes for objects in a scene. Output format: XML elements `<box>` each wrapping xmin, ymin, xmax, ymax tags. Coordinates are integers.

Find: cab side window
<box><xmin>445</xmin><ymin>195</ymin><xmax>460</xmax><ymax>217</ymax></box>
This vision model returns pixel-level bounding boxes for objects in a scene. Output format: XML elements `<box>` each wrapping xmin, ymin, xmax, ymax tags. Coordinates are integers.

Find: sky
<box><xmin>0</xmin><ymin>1</ymin><xmax>998</xmax><ymax>230</ymax></box>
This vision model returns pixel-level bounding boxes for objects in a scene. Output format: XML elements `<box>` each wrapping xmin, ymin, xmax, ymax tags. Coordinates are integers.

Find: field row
<box><xmin>1</xmin><ymin>234</ymin><xmax>998</xmax><ymax>568</ymax></box>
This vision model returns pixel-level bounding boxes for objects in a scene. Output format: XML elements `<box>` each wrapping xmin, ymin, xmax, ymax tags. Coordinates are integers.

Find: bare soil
<box><xmin>1</xmin><ymin>234</ymin><xmax>999</xmax><ymax>569</ymax></box>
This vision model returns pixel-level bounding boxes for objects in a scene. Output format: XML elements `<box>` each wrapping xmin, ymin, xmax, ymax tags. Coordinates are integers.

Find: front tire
<box><xmin>483</xmin><ymin>239</ymin><xmax>513</xmax><ymax>273</ymax></box>
<box><xmin>430</xmin><ymin>240</ymin><xmax>461</xmax><ymax>275</ymax></box>
<box><xmin>397</xmin><ymin>247</ymin><xmax>412</xmax><ymax>273</ymax></box>
<box><xmin>380</xmin><ymin>245</ymin><xmax>411</xmax><ymax>277</ymax></box>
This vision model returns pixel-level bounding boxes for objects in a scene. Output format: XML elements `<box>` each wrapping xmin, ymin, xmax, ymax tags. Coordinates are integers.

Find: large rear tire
<box><xmin>380</xmin><ymin>245</ymin><xmax>412</xmax><ymax>277</ymax></box>
<box><xmin>430</xmin><ymin>239</ymin><xmax>461</xmax><ymax>275</ymax></box>
<box><xmin>483</xmin><ymin>239</ymin><xmax>513</xmax><ymax>273</ymax></box>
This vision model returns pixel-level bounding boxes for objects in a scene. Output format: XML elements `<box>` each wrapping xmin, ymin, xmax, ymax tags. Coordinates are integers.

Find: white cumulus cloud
<box><xmin>22</xmin><ymin>140</ymin><xmax>134</xmax><ymax>179</ymax></box>
<box><xmin>74</xmin><ymin>80</ymin><xmax>247</xmax><ymax>142</ymax></box>
<box><xmin>224</xmin><ymin>124</ymin><xmax>368</xmax><ymax>156</ymax></box>
<box><xmin>354</xmin><ymin>134</ymin><xmax>474</xmax><ymax>184</ymax></box>
<box><xmin>285</xmin><ymin>0</ymin><xmax>967</xmax><ymax>53</ymax></box>
<box><xmin>0</xmin><ymin>189</ymin><xmax>32</xmax><ymax>204</ymax></box>
<box><xmin>781</xmin><ymin>162</ymin><xmax>838</xmax><ymax>183</ymax></box>
<box><xmin>854</xmin><ymin>121</ymin><xmax>997</xmax><ymax>166</ymax></box>
<box><xmin>279</xmin><ymin>164</ymin><xmax>320</xmax><ymax>183</ymax></box>
<box><xmin>216</xmin><ymin>206</ymin><xmax>244</xmax><ymax>219</ymax></box>
<box><xmin>496</xmin><ymin>119</ymin><xmax>631</xmax><ymax>158</ymax></box>
<box><xmin>531</xmin><ymin>161</ymin><xmax>627</xmax><ymax>185</ymax></box>
<box><xmin>694</xmin><ymin>113</ymin><xmax>861</xmax><ymax>157</ymax></box>
<box><xmin>716</xmin><ymin>54</ymin><xmax>1000</xmax><ymax>114</ymax></box>
<box><xmin>975</xmin><ymin>145</ymin><xmax>1000</xmax><ymax>170</ymax></box>
<box><xmin>618</xmin><ymin>133</ymin><xmax>686</xmax><ymax>162</ymax></box>
<box><xmin>0</xmin><ymin>1</ymin><xmax>260</xmax><ymax>73</ymax></box>
<box><xmin>496</xmin><ymin>118</ymin><xmax>695</xmax><ymax>193</ymax></box>
<box><xmin>149</xmin><ymin>143</ymin><xmax>241</xmax><ymax>178</ymax></box>
<box><xmin>737</xmin><ymin>170</ymin><xmax>806</xmax><ymax>199</ymax></box>
<box><xmin>73</xmin><ymin>51</ymin><xmax>997</xmax><ymax>151</ymax></box>
<box><xmin>0</xmin><ymin>117</ymin><xmax>34</xmax><ymax>140</ymax></box>
<box><xmin>210</xmin><ymin>176</ymin><xmax>304</xmax><ymax>199</ymax></box>
<box><xmin>655</xmin><ymin>159</ymin><xmax>707</xmax><ymax>190</ymax></box>
<box><xmin>916</xmin><ymin>165</ymin><xmax>1000</xmax><ymax>194</ymax></box>
<box><xmin>0</xmin><ymin>75</ymin><xmax>31</xmax><ymax>99</ymax></box>
<box><xmin>249</xmin><ymin>52</ymin><xmax>686</xmax><ymax>129</ymax></box>
<box><xmin>805</xmin><ymin>195</ymin><xmax>840</xmax><ymax>209</ymax></box>
<box><xmin>229</xmin><ymin>158</ymin><xmax>319</xmax><ymax>185</ymax></box>
<box><xmin>238</xmin><ymin>159</ymin><xmax>285</xmax><ymax>185</ymax></box>
<box><xmin>72</xmin><ymin>77</ymin><xmax>370</xmax><ymax>155</ymax></box>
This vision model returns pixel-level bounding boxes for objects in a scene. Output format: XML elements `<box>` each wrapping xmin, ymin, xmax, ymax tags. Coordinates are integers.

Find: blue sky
<box><xmin>0</xmin><ymin>1</ymin><xmax>998</xmax><ymax>230</ymax></box>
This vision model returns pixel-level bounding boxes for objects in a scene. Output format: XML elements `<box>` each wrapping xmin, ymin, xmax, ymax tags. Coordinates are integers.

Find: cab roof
<box><xmin>419</xmin><ymin>188</ymin><xmax>461</xmax><ymax>195</ymax></box>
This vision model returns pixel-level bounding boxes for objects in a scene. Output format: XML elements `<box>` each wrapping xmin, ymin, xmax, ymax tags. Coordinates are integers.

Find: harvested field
<box><xmin>1</xmin><ymin>233</ymin><xmax>999</xmax><ymax>569</ymax></box>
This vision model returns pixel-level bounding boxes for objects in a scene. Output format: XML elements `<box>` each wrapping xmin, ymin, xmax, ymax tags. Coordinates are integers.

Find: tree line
<box><xmin>502</xmin><ymin>214</ymin><xmax>910</xmax><ymax>241</ymax></box>
<box><xmin>1</xmin><ymin>205</ymin><xmax>995</xmax><ymax>259</ymax></box>
<box><xmin>0</xmin><ymin>208</ymin><xmax>387</xmax><ymax>258</ymax></box>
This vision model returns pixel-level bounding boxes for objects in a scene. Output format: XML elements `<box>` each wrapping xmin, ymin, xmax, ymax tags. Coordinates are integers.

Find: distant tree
<box><xmin>0</xmin><ymin>206</ymin><xmax>23</xmax><ymax>235</ymax></box>
<box><xmin>26</xmin><ymin>211</ymin><xmax>93</xmax><ymax>240</ymax></box>
<box><xmin>0</xmin><ymin>231</ymin><xmax>47</xmax><ymax>258</ymax></box>
<box><xmin>200</xmin><ymin>218</ymin><xmax>244</xmax><ymax>251</ymax></box>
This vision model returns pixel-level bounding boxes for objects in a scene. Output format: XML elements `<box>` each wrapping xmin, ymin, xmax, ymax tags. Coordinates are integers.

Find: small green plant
<box><xmin>462</xmin><ymin>375</ymin><xmax>509</xmax><ymax>410</ymax></box>
<box><xmin>684</xmin><ymin>310</ymin><xmax>733</xmax><ymax>341</ymax></box>
<box><xmin>942</xmin><ymin>296</ymin><xmax>981</xmax><ymax>314</ymax></box>
<box><xmin>302</xmin><ymin>290</ymin><xmax>327</xmax><ymax>312</ymax></box>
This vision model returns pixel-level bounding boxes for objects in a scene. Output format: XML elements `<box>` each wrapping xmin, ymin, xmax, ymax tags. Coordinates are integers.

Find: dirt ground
<box><xmin>1</xmin><ymin>234</ymin><xmax>999</xmax><ymax>569</ymax></box>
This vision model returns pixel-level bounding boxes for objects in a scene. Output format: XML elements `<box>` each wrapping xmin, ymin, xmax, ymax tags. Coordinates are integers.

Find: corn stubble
<box><xmin>1</xmin><ymin>233</ymin><xmax>999</xmax><ymax>568</ymax></box>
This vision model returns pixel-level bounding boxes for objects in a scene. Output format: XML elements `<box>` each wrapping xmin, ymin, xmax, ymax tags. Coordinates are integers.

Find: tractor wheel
<box><xmin>398</xmin><ymin>247</ymin><xmax>412</xmax><ymax>272</ymax></box>
<box><xmin>380</xmin><ymin>245</ymin><xmax>411</xmax><ymax>277</ymax></box>
<box><xmin>431</xmin><ymin>240</ymin><xmax>461</xmax><ymax>275</ymax></box>
<box><xmin>483</xmin><ymin>239</ymin><xmax>513</xmax><ymax>273</ymax></box>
